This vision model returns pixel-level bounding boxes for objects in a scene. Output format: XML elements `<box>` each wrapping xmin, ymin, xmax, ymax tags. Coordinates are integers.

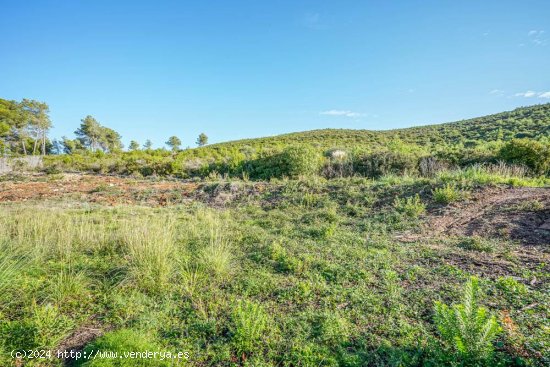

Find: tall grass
<box><xmin>200</xmin><ymin>223</ymin><xmax>232</xmax><ymax>281</ymax></box>
<box><xmin>0</xmin><ymin>250</ymin><xmax>26</xmax><ymax>299</ymax></box>
<box><xmin>118</xmin><ymin>215</ymin><xmax>177</xmax><ymax>294</ymax></box>
<box><xmin>0</xmin><ymin>207</ymin><xmax>111</xmax><ymax>260</ymax></box>
<box><xmin>437</xmin><ymin>164</ymin><xmax>549</xmax><ymax>187</ymax></box>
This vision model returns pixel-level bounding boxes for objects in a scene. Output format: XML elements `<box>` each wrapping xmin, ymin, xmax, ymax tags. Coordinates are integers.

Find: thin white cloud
<box><xmin>515</xmin><ymin>91</ymin><xmax>537</xmax><ymax>98</ymax></box>
<box><xmin>320</xmin><ymin>110</ymin><xmax>365</xmax><ymax>118</ymax></box>
<box><xmin>489</xmin><ymin>89</ymin><xmax>504</xmax><ymax>95</ymax></box>
<box><xmin>527</xmin><ymin>30</ymin><xmax>546</xmax><ymax>45</ymax></box>
<box><xmin>514</xmin><ymin>90</ymin><xmax>550</xmax><ymax>98</ymax></box>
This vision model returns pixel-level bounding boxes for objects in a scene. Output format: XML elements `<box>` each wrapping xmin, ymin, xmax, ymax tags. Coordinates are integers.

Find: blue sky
<box><xmin>1</xmin><ymin>1</ymin><xmax>549</xmax><ymax>148</ymax></box>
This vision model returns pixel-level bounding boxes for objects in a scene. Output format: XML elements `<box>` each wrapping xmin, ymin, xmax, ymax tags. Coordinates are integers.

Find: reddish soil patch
<box><xmin>427</xmin><ymin>186</ymin><xmax>550</xmax><ymax>248</ymax></box>
<box><xmin>0</xmin><ymin>173</ymin><xmax>269</xmax><ymax>207</ymax></box>
<box><xmin>0</xmin><ymin>173</ymin><xmax>199</xmax><ymax>206</ymax></box>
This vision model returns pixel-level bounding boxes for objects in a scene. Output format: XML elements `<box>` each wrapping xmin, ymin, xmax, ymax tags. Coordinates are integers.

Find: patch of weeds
<box><xmin>457</xmin><ymin>236</ymin><xmax>495</xmax><ymax>253</ymax></box>
<box><xmin>119</xmin><ymin>216</ymin><xmax>176</xmax><ymax>294</ymax></box>
<box><xmin>200</xmin><ymin>225</ymin><xmax>233</xmax><ymax>282</ymax></box>
<box><xmin>78</xmin><ymin>329</ymin><xmax>172</xmax><ymax>366</ymax></box>
<box><xmin>432</xmin><ymin>183</ymin><xmax>466</xmax><ymax>204</ymax></box>
<box><xmin>496</xmin><ymin>276</ymin><xmax>529</xmax><ymax>306</ymax></box>
<box><xmin>393</xmin><ymin>194</ymin><xmax>426</xmax><ymax>218</ymax></box>
<box><xmin>313</xmin><ymin>311</ymin><xmax>352</xmax><ymax>345</ymax></box>
<box><xmin>505</xmin><ymin>199</ymin><xmax>545</xmax><ymax>212</ymax></box>
<box><xmin>45</xmin><ymin>268</ymin><xmax>90</xmax><ymax>310</ymax></box>
<box><xmin>89</xmin><ymin>183</ymin><xmax>121</xmax><ymax>194</ymax></box>
<box><xmin>0</xmin><ymin>302</ymin><xmax>73</xmax><ymax>351</ymax></box>
<box><xmin>231</xmin><ymin>300</ymin><xmax>269</xmax><ymax>357</ymax></box>
<box><xmin>307</xmin><ymin>222</ymin><xmax>337</xmax><ymax>239</ymax></box>
<box><xmin>270</xmin><ymin>242</ymin><xmax>306</xmax><ymax>275</ymax></box>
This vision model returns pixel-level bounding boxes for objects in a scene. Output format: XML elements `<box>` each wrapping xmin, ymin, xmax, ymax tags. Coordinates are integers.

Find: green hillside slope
<box><xmin>44</xmin><ymin>103</ymin><xmax>550</xmax><ymax>179</ymax></box>
<box><xmin>203</xmin><ymin>103</ymin><xmax>550</xmax><ymax>151</ymax></box>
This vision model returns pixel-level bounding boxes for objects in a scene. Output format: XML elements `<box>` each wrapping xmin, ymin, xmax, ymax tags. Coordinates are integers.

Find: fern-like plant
<box><xmin>434</xmin><ymin>277</ymin><xmax>501</xmax><ymax>361</ymax></box>
<box><xmin>232</xmin><ymin>300</ymin><xmax>269</xmax><ymax>356</ymax></box>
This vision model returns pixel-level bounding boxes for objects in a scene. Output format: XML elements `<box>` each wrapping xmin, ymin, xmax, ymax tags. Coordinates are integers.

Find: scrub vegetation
<box><xmin>0</xmin><ymin>102</ymin><xmax>549</xmax><ymax>366</ymax></box>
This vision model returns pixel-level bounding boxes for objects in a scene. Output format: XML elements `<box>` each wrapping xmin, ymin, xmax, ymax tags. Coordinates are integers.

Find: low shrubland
<box><xmin>0</xmin><ymin>171</ymin><xmax>547</xmax><ymax>366</ymax></box>
<box><xmin>0</xmin><ymin>104</ymin><xmax>549</xmax><ymax>365</ymax></box>
<box><xmin>39</xmin><ymin>136</ymin><xmax>550</xmax><ymax>184</ymax></box>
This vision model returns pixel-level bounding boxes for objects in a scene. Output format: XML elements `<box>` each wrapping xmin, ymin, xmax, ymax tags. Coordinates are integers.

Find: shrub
<box><xmin>498</xmin><ymin>139</ymin><xmax>550</xmax><ymax>174</ymax></box>
<box><xmin>245</xmin><ymin>146</ymin><xmax>322</xmax><ymax>179</ymax></box>
<box><xmin>279</xmin><ymin>146</ymin><xmax>322</xmax><ymax>178</ymax></box>
<box><xmin>394</xmin><ymin>194</ymin><xmax>426</xmax><ymax>218</ymax></box>
<box><xmin>432</xmin><ymin>184</ymin><xmax>462</xmax><ymax>204</ymax></box>
<box><xmin>354</xmin><ymin>150</ymin><xmax>420</xmax><ymax>178</ymax></box>
<box><xmin>232</xmin><ymin>300</ymin><xmax>269</xmax><ymax>355</ymax></box>
<box><xmin>322</xmin><ymin>149</ymin><xmax>353</xmax><ymax>178</ymax></box>
<box><xmin>434</xmin><ymin>277</ymin><xmax>501</xmax><ymax>362</ymax></box>
<box><xmin>419</xmin><ymin>156</ymin><xmax>450</xmax><ymax>177</ymax></box>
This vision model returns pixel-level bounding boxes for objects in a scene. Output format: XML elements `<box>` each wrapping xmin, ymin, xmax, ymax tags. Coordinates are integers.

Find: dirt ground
<box><xmin>428</xmin><ymin>186</ymin><xmax>550</xmax><ymax>247</ymax></box>
<box><xmin>0</xmin><ymin>173</ymin><xmax>194</xmax><ymax>205</ymax></box>
<box><xmin>0</xmin><ymin>173</ymin><xmax>271</xmax><ymax>208</ymax></box>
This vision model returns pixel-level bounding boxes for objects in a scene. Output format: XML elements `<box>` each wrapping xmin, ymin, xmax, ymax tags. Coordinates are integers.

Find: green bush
<box><xmin>279</xmin><ymin>146</ymin><xmax>322</xmax><ymax>178</ymax></box>
<box><xmin>498</xmin><ymin>138</ymin><xmax>550</xmax><ymax>174</ymax></box>
<box><xmin>246</xmin><ymin>146</ymin><xmax>322</xmax><ymax>179</ymax></box>
<box><xmin>434</xmin><ymin>277</ymin><xmax>501</xmax><ymax>362</ymax></box>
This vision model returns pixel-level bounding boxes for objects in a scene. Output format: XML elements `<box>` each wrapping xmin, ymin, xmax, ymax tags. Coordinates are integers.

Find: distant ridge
<box><xmin>200</xmin><ymin>103</ymin><xmax>550</xmax><ymax>152</ymax></box>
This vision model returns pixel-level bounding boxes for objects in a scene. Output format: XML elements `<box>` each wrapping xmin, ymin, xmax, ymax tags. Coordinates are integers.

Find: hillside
<box><xmin>202</xmin><ymin>103</ymin><xmax>550</xmax><ymax>152</ymax></box>
<box><xmin>41</xmin><ymin>103</ymin><xmax>550</xmax><ymax>180</ymax></box>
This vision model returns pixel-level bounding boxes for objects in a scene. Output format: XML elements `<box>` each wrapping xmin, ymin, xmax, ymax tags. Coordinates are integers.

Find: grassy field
<box><xmin>0</xmin><ymin>166</ymin><xmax>548</xmax><ymax>366</ymax></box>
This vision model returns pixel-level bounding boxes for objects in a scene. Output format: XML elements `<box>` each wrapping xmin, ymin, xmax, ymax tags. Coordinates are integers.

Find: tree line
<box><xmin>0</xmin><ymin>98</ymin><xmax>209</xmax><ymax>156</ymax></box>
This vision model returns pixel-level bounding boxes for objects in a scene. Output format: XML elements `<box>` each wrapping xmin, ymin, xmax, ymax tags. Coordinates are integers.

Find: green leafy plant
<box><xmin>232</xmin><ymin>300</ymin><xmax>269</xmax><ymax>356</ymax></box>
<box><xmin>394</xmin><ymin>194</ymin><xmax>426</xmax><ymax>217</ymax></box>
<box><xmin>432</xmin><ymin>183</ymin><xmax>462</xmax><ymax>204</ymax></box>
<box><xmin>434</xmin><ymin>277</ymin><xmax>501</xmax><ymax>361</ymax></box>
